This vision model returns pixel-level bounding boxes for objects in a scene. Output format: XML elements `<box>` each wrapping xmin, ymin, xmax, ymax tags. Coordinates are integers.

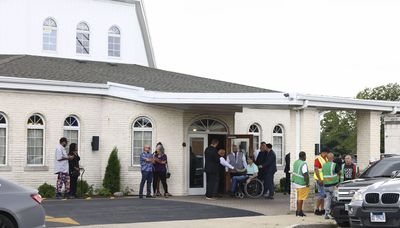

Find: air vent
<box><xmin>365</xmin><ymin>193</ymin><xmax>379</xmax><ymax>204</ymax></box>
<box><xmin>382</xmin><ymin>193</ymin><xmax>399</xmax><ymax>204</ymax></box>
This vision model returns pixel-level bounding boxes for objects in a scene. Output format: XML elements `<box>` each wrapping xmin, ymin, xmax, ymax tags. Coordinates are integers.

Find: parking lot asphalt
<box><xmin>43</xmin><ymin>197</ymin><xmax>263</xmax><ymax>227</ymax></box>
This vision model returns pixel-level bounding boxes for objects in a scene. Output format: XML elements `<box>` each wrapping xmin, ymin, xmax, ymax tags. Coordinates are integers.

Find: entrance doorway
<box><xmin>188</xmin><ymin>119</ymin><xmax>228</xmax><ymax>195</ymax></box>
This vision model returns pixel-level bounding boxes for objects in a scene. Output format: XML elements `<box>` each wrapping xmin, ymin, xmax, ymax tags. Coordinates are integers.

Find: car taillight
<box><xmin>31</xmin><ymin>194</ymin><xmax>43</xmax><ymax>204</ymax></box>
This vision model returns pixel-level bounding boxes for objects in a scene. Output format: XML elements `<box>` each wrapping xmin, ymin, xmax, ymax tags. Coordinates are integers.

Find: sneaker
<box><xmin>146</xmin><ymin>195</ymin><xmax>154</xmax><ymax>198</ymax></box>
<box><xmin>164</xmin><ymin>193</ymin><xmax>169</xmax><ymax>198</ymax></box>
<box><xmin>298</xmin><ymin>211</ymin><xmax>306</xmax><ymax>217</ymax></box>
<box><xmin>156</xmin><ymin>192</ymin><xmax>162</xmax><ymax>197</ymax></box>
<box><xmin>265</xmin><ymin>196</ymin><xmax>274</xmax><ymax>200</ymax></box>
<box><xmin>205</xmin><ymin>197</ymin><xmax>216</xmax><ymax>200</ymax></box>
<box><xmin>321</xmin><ymin>210</ymin><xmax>326</xmax><ymax>215</ymax></box>
<box><xmin>295</xmin><ymin>211</ymin><xmax>299</xmax><ymax>217</ymax></box>
<box><xmin>324</xmin><ymin>214</ymin><xmax>333</xmax><ymax>220</ymax></box>
<box><xmin>139</xmin><ymin>195</ymin><xmax>144</xmax><ymax>199</ymax></box>
<box><xmin>314</xmin><ymin>209</ymin><xmax>321</xmax><ymax>215</ymax></box>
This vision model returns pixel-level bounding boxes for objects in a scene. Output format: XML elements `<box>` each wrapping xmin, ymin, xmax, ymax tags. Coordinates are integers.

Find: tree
<box><xmin>103</xmin><ymin>147</ymin><xmax>121</xmax><ymax>194</ymax></box>
<box><xmin>321</xmin><ymin>83</ymin><xmax>400</xmax><ymax>154</ymax></box>
<box><xmin>356</xmin><ymin>83</ymin><xmax>400</xmax><ymax>153</ymax></box>
<box><xmin>321</xmin><ymin>111</ymin><xmax>357</xmax><ymax>155</ymax></box>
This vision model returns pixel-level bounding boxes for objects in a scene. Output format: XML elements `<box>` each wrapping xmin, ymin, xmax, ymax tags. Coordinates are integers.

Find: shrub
<box><xmin>95</xmin><ymin>187</ymin><xmax>111</xmax><ymax>197</ymax></box>
<box><xmin>38</xmin><ymin>183</ymin><xmax>56</xmax><ymax>198</ymax></box>
<box><xmin>103</xmin><ymin>147</ymin><xmax>121</xmax><ymax>194</ymax></box>
<box><xmin>76</xmin><ymin>180</ymin><xmax>94</xmax><ymax>197</ymax></box>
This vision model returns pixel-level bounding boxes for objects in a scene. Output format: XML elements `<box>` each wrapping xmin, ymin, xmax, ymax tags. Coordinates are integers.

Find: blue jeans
<box><xmin>231</xmin><ymin>175</ymin><xmax>248</xmax><ymax>192</ymax></box>
<box><xmin>316</xmin><ymin>182</ymin><xmax>326</xmax><ymax>199</ymax></box>
<box><xmin>324</xmin><ymin>186</ymin><xmax>335</xmax><ymax>215</ymax></box>
<box><xmin>139</xmin><ymin>171</ymin><xmax>153</xmax><ymax>196</ymax></box>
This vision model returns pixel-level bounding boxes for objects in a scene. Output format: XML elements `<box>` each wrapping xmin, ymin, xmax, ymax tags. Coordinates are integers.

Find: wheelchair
<box><xmin>234</xmin><ymin>176</ymin><xmax>264</xmax><ymax>199</ymax></box>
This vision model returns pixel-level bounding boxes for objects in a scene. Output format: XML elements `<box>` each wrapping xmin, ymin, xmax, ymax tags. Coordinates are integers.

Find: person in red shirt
<box><xmin>314</xmin><ymin>147</ymin><xmax>329</xmax><ymax>215</ymax></box>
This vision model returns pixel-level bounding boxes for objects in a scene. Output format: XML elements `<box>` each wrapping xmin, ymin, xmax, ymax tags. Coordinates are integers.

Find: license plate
<box><xmin>370</xmin><ymin>212</ymin><xmax>386</xmax><ymax>223</ymax></box>
<box><xmin>345</xmin><ymin>204</ymin><xmax>349</xmax><ymax>211</ymax></box>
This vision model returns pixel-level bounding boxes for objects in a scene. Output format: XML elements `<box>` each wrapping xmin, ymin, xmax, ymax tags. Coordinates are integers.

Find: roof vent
<box><xmin>108</xmin><ymin>63</ymin><xmax>118</xmax><ymax>67</ymax></box>
<box><xmin>76</xmin><ymin>60</ymin><xmax>87</xmax><ymax>64</ymax></box>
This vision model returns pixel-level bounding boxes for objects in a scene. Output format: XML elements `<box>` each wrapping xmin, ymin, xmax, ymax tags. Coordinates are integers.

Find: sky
<box><xmin>143</xmin><ymin>0</ymin><xmax>400</xmax><ymax>98</ymax></box>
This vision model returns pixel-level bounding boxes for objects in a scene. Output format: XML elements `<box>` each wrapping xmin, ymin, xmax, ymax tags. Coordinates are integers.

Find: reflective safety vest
<box><xmin>292</xmin><ymin>159</ymin><xmax>307</xmax><ymax>186</ymax></box>
<box><xmin>322</xmin><ymin>162</ymin><xmax>339</xmax><ymax>185</ymax></box>
<box><xmin>313</xmin><ymin>155</ymin><xmax>327</xmax><ymax>180</ymax></box>
<box><xmin>340</xmin><ymin>163</ymin><xmax>359</xmax><ymax>182</ymax></box>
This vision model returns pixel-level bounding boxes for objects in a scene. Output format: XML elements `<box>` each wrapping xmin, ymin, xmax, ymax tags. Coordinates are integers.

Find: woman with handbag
<box><xmin>153</xmin><ymin>144</ymin><xmax>172</xmax><ymax>198</ymax></box>
<box><xmin>68</xmin><ymin>143</ymin><xmax>80</xmax><ymax>198</ymax></box>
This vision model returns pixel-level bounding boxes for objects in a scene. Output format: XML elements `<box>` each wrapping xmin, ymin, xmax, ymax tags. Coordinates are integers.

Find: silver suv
<box><xmin>348</xmin><ymin>171</ymin><xmax>400</xmax><ymax>227</ymax></box>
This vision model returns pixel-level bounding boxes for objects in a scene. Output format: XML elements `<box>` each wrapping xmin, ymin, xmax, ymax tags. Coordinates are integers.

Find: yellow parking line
<box><xmin>45</xmin><ymin>216</ymin><xmax>80</xmax><ymax>225</ymax></box>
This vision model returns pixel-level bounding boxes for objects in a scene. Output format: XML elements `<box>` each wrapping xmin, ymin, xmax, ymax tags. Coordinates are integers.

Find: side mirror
<box><xmin>391</xmin><ymin>170</ymin><xmax>400</xmax><ymax>178</ymax></box>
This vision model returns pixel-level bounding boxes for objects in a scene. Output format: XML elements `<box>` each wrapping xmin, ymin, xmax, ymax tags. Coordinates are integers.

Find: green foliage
<box><xmin>356</xmin><ymin>83</ymin><xmax>400</xmax><ymax>101</ymax></box>
<box><xmin>356</xmin><ymin>83</ymin><xmax>400</xmax><ymax>153</ymax></box>
<box><xmin>103</xmin><ymin>147</ymin><xmax>121</xmax><ymax>194</ymax></box>
<box><xmin>76</xmin><ymin>180</ymin><xmax>94</xmax><ymax>197</ymax></box>
<box><xmin>38</xmin><ymin>183</ymin><xmax>56</xmax><ymax>198</ymax></box>
<box><xmin>95</xmin><ymin>187</ymin><xmax>111</xmax><ymax>197</ymax></box>
<box><xmin>321</xmin><ymin>83</ymin><xmax>400</xmax><ymax>154</ymax></box>
<box><xmin>321</xmin><ymin>111</ymin><xmax>357</xmax><ymax>155</ymax></box>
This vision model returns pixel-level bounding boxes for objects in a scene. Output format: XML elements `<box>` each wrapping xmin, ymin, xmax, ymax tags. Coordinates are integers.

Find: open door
<box><xmin>225</xmin><ymin>135</ymin><xmax>254</xmax><ymax>192</ymax></box>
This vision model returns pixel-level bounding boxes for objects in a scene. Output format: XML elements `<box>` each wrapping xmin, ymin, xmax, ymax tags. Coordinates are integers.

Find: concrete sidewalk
<box><xmin>63</xmin><ymin>214</ymin><xmax>337</xmax><ymax>228</ymax></box>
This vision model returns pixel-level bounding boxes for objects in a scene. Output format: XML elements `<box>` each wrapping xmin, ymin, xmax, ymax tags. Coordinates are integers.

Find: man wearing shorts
<box><xmin>292</xmin><ymin>151</ymin><xmax>309</xmax><ymax>217</ymax></box>
<box><xmin>314</xmin><ymin>147</ymin><xmax>329</xmax><ymax>215</ymax></box>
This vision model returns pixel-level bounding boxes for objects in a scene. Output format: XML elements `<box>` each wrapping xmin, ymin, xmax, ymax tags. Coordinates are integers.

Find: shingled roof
<box><xmin>0</xmin><ymin>55</ymin><xmax>277</xmax><ymax>93</ymax></box>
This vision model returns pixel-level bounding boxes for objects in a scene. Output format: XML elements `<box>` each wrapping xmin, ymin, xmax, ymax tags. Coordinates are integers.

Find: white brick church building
<box><xmin>0</xmin><ymin>0</ymin><xmax>399</xmax><ymax>198</ymax></box>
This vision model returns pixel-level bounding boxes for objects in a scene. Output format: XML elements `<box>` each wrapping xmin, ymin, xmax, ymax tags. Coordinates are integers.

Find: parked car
<box><xmin>0</xmin><ymin>177</ymin><xmax>45</xmax><ymax>228</ymax></box>
<box><xmin>331</xmin><ymin>155</ymin><xmax>400</xmax><ymax>227</ymax></box>
<box><xmin>348</xmin><ymin>170</ymin><xmax>400</xmax><ymax>227</ymax></box>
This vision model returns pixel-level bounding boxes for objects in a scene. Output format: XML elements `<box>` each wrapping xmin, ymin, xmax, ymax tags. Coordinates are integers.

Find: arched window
<box><xmin>43</xmin><ymin>18</ymin><xmax>57</xmax><ymax>51</ymax></box>
<box><xmin>249</xmin><ymin>123</ymin><xmax>261</xmax><ymax>152</ymax></box>
<box><xmin>188</xmin><ymin>119</ymin><xmax>228</xmax><ymax>133</ymax></box>
<box><xmin>108</xmin><ymin>26</ymin><xmax>121</xmax><ymax>57</ymax></box>
<box><xmin>272</xmin><ymin>125</ymin><xmax>284</xmax><ymax>165</ymax></box>
<box><xmin>76</xmin><ymin>22</ymin><xmax>90</xmax><ymax>54</ymax></box>
<box><xmin>0</xmin><ymin>113</ymin><xmax>7</xmax><ymax>165</ymax></box>
<box><xmin>132</xmin><ymin>117</ymin><xmax>153</xmax><ymax>166</ymax></box>
<box><xmin>27</xmin><ymin>114</ymin><xmax>45</xmax><ymax>165</ymax></box>
<box><xmin>63</xmin><ymin>116</ymin><xmax>80</xmax><ymax>148</ymax></box>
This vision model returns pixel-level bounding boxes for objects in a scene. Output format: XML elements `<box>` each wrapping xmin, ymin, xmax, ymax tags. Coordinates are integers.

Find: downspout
<box><xmin>391</xmin><ymin>106</ymin><xmax>398</xmax><ymax>115</ymax></box>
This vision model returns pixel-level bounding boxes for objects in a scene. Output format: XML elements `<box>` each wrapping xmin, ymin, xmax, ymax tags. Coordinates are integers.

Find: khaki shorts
<box><xmin>297</xmin><ymin>187</ymin><xmax>310</xmax><ymax>200</ymax></box>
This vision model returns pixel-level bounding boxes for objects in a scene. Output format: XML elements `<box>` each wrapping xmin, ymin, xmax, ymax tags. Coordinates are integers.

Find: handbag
<box><xmin>166</xmin><ymin>164</ymin><xmax>171</xmax><ymax>179</ymax></box>
<box><xmin>71</xmin><ymin>169</ymin><xmax>80</xmax><ymax>177</ymax></box>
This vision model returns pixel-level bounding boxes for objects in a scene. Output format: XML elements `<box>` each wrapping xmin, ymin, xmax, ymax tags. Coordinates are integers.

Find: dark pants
<box><xmin>139</xmin><ymin>171</ymin><xmax>153</xmax><ymax>196</ymax></box>
<box><xmin>153</xmin><ymin>171</ymin><xmax>168</xmax><ymax>194</ymax></box>
<box><xmin>285</xmin><ymin>172</ymin><xmax>291</xmax><ymax>194</ymax></box>
<box><xmin>70</xmin><ymin>174</ymin><xmax>79</xmax><ymax>197</ymax></box>
<box><xmin>263</xmin><ymin>172</ymin><xmax>275</xmax><ymax>196</ymax></box>
<box><xmin>206</xmin><ymin>172</ymin><xmax>219</xmax><ymax>198</ymax></box>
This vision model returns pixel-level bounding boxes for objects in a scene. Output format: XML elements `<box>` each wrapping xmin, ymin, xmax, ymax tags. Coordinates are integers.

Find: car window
<box><xmin>361</xmin><ymin>159</ymin><xmax>400</xmax><ymax>178</ymax></box>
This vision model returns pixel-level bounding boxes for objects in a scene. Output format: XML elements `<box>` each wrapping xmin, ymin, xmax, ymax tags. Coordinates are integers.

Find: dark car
<box><xmin>331</xmin><ymin>155</ymin><xmax>400</xmax><ymax>227</ymax></box>
<box><xmin>348</xmin><ymin>171</ymin><xmax>400</xmax><ymax>227</ymax></box>
<box><xmin>0</xmin><ymin>177</ymin><xmax>45</xmax><ymax>228</ymax></box>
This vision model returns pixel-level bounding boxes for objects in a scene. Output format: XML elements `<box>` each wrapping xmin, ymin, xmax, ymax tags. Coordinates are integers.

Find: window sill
<box><xmin>128</xmin><ymin>166</ymin><xmax>141</xmax><ymax>171</ymax></box>
<box><xmin>0</xmin><ymin>166</ymin><xmax>12</xmax><ymax>172</ymax></box>
<box><xmin>24</xmin><ymin>166</ymin><xmax>49</xmax><ymax>171</ymax></box>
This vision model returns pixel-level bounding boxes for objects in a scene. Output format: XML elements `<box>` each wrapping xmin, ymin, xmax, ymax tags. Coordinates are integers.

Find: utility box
<box><xmin>384</xmin><ymin>114</ymin><xmax>400</xmax><ymax>155</ymax></box>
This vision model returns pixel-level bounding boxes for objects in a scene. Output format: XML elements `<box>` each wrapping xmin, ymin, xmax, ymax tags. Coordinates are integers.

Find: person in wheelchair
<box><xmin>229</xmin><ymin>155</ymin><xmax>258</xmax><ymax>197</ymax></box>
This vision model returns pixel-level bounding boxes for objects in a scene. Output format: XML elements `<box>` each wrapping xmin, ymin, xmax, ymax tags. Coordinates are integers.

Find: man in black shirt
<box><xmin>204</xmin><ymin>139</ymin><xmax>220</xmax><ymax>200</ymax></box>
<box><xmin>341</xmin><ymin>155</ymin><xmax>359</xmax><ymax>182</ymax></box>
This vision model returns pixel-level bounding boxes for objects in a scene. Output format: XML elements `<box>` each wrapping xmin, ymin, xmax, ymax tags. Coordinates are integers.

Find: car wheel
<box><xmin>0</xmin><ymin>214</ymin><xmax>15</xmax><ymax>228</ymax></box>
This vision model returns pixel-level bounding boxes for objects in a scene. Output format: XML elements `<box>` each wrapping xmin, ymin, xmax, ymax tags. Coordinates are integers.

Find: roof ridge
<box><xmin>0</xmin><ymin>55</ymin><xmax>25</xmax><ymax>67</ymax></box>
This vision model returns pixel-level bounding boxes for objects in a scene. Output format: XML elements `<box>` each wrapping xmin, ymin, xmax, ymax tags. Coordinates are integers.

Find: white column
<box><xmin>357</xmin><ymin>111</ymin><xmax>381</xmax><ymax>171</ymax></box>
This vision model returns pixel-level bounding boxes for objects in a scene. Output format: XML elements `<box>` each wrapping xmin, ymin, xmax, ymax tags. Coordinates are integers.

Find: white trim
<box><xmin>0</xmin><ymin>76</ymin><xmax>399</xmax><ymax>112</ymax></box>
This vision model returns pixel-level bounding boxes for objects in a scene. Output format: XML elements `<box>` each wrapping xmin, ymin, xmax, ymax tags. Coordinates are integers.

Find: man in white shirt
<box><xmin>54</xmin><ymin>137</ymin><xmax>74</xmax><ymax>199</ymax></box>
